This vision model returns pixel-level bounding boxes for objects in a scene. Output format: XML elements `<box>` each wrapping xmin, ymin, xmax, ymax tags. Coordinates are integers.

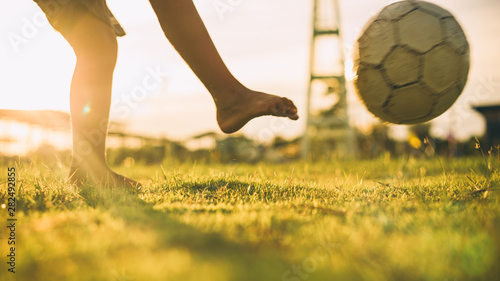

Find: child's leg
<box><xmin>60</xmin><ymin>11</ymin><xmax>137</xmax><ymax>188</ymax></box>
<box><xmin>148</xmin><ymin>0</ymin><xmax>299</xmax><ymax>134</ymax></box>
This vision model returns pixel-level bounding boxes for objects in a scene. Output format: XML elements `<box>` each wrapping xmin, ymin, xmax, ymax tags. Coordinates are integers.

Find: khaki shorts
<box><xmin>33</xmin><ymin>0</ymin><xmax>125</xmax><ymax>37</ymax></box>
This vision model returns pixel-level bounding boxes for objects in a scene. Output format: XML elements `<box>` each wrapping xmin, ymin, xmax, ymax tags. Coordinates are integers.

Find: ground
<box><xmin>0</xmin><ymin>154</ymin><xmax>499</xmax><ymax>281</ymax></box>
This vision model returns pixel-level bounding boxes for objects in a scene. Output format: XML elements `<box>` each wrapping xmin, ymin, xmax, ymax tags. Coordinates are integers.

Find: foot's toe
<box><xmin>68</xmin><ymin>166</ymin><xmax>140</xmax><ymax>192</ymax></box>
<box><xmin>274</xmin><ymin>99</ymin><xmax>287</xmax><ymax>116</ymax></box>
<box><xmin>273</xmin><ymin>97</ymin><xmax>292</xmax><ymax>116</ymax></box>
<box><xmin>216</xmin><ymin>89</ymin><xmax>299</xmax><ymax>133</ymax></box>
<box><xmin>112</xmin><ymin>173</ymin><xmax>142</xmax><ymax>191</ymax></box>
<box><xmin>282</xmin><ymin>98</ymin><xmax>299</xmax><ymax>119</ymax></box>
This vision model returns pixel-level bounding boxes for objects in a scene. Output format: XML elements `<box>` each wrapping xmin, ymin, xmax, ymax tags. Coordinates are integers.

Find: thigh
<box><xmin>67</xmin><ymin>11</ymin><xmax>118</xmax><ymax>62</ymax></box>
<box><xmin>33</xmin><ymin>0</ymin><xmax>125</xmax><ymax>38</ymax></box>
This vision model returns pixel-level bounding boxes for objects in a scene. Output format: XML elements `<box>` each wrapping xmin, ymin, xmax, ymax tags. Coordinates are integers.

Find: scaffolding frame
<box><xmin>302</xmin><ymin>0</ymin><xmax>356</xmax><ymax>159</ymax></box>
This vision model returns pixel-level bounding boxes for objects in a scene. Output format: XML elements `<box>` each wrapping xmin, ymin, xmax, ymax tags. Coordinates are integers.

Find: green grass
<box><xmin>1</xmin><ymin>156</ymin><xmax>499</xmax><ymax>281</ymax></box>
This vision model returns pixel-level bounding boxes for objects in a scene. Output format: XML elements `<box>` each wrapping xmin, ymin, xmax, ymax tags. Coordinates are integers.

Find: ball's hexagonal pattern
<box><xmin>357</xmin><ymin>20</ymin><xmax>396</xmax><ymax>66</ymax></box>
<box><xmin>398</xmin><ymin>10</ymin><xmax>443</xmax><ymax>53</ymax></box>
<box><xmin>418</xmin><ymin>1</ymin><xmax>452</xmax><ymax>18</ymax></box>
<box><xmin>443</xmin><ymin>17</ymin><xmax>469</xmax><ymax>54</ymax></box>
<box><xmin>354</xmin><ymin>0</ymin><xmax>470</xmax><ymax>124</ymax></box>
<box><xmin>366</xmin><ymin>105</ymin><xmax>396</xmax><ymax>124</ymax></box>
<box><xmin>388</xmin><ymin>84</ymin><xmax>434</xmax><ymax>122</ymax></box>
<box><xmin>377</xmin><ymin>1</ymin><xmax>417</xmax><ymax>21</ymax></box>
<box><xmin>384</xmin><ymin>47</ymin><xmax>421</xmax><ymax>87</ymax></box>
<box><xmin>457</xmin><ymin>49</ymin><xmax>470</xmax><ymax>89</ymax></box>
<box><xmin>430</xmin><ymin>85</ymin><xmax>461</xmax><ymax>118</ymax></box>
<box><xmin>423</xmin><ymin>45</ymin><xmax>460</xmax><ymax>93</ymax></box>
<box><xmin>355</xmin><ymin>65</ymin><xmax>391</xmax><ymax>107</ymax></box>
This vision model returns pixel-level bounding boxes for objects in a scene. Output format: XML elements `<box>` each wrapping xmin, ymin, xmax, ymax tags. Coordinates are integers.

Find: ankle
<box><xmin>210</xmin><ymin>82</ymin><xmax>247</xmax><ymax>108</ymax></box>
<box><xmin>70</xmin><ymin>158</ymin><xmax>109</xmax><ymax>173</ymax></box>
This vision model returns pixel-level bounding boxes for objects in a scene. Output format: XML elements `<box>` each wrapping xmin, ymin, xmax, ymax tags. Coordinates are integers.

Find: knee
<box><xmin>92</xmin><ymin>36</ymin><xmax>117</xmax><ymax>67</ymax></box>
<box><xmin>67</xmin><ymin>15</ymin><xmax>118</xmax><ymax>69</ymax></box>
<box><xmin>76</xmin><ymin>34</ymin><xmax>117</xmax><ymax>69</ymax></box>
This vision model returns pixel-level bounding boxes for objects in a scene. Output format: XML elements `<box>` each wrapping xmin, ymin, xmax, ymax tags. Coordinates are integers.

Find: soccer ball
<box><xmin>353</xmin><ymin>0</ymin><xmax>470</xmax><ymax>124</ymax></box>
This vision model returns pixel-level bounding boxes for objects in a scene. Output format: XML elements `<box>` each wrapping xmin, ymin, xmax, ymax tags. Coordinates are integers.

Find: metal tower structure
<box><xmin>302</xmin><ymin>0</ymin><xmax>356</xmax><ymax>159</ymax></box>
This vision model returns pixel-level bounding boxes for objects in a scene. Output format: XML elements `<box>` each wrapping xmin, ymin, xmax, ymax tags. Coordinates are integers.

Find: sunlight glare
<box><xmin>83</xmin><ymin>104</ymin><xmax>91</xmax><ymax>115</ymax></box>
<box><xmin>344</xmin><ymin>58</ymin><xmax>356</xmax><ymax>81</ymax></box>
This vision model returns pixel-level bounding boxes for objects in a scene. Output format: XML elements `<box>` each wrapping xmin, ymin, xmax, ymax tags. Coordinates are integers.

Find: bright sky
<box><xmin>1</xmin><ymin>0</ymin><xmax>499</xmax><ymax>142</ymax></box>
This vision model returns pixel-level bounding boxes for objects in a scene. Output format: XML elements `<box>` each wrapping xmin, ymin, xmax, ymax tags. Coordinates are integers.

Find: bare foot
<box><xmin>215</xmin><ymin>88</ymin><xmax>299</xmax><ymax>134</ymax></box>
<box><xmin>68</xmin><ymin>164</ymin><xmax>140</xmax><ymax>191</ymax></box>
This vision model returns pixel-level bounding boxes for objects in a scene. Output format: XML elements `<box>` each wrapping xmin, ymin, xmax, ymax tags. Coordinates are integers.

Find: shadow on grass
<box><xmin>76</xmin><ymin>185</ymin><xmax>311</xmax><ymax>281</ymax></box>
